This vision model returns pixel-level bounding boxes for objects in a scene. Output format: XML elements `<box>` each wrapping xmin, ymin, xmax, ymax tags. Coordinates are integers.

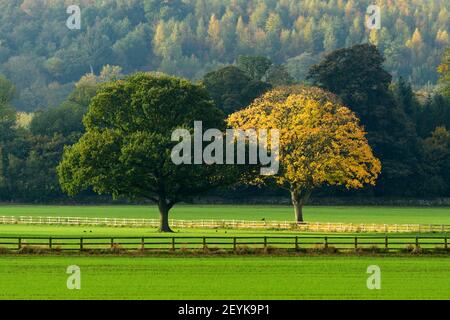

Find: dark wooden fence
<box><xmin>0</xmin><ymin>235</ymin><xmax>448</xmax><ymax>252</ymax></box>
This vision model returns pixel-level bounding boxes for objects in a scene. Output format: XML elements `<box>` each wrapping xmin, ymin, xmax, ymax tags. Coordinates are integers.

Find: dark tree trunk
<box><xmin>157</xmin><ymin>199</ymin><xmax>173</xmax><ymax>233</ymax></box>
<box><xmin>294</xmin><ymin>201</ymin><xmax>303</xmax><ymax>223</ymax></box>
<box><xmin>290</xmin><ymin>189</ymin><xmax>312</xmax><ymax>224</ymax></box>
<box><xmin>291</xmin><ymin>190</ymin><xmax>303</xmax><ymax>223</ymax></box>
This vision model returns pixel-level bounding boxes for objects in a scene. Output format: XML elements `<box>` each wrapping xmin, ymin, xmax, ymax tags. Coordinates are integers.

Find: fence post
<box><xmin>354</xmin><ymin>236</ymin><xmax>358</xmax><ymax>249</ymax></box>
<box><xmin>264</xmin><ymin>236</ymin><xmax>267</xmax><ymax>249</ymax></box>
<box><xmin>385</xmin><ymin>236</ymin><xmax>388</xmax><ymax>250</ymax></box>
<box><xmin>295</xmin><ymin>236</ymin><xmax>298</xmax><ymax>251</ymax></box>
<box><xmin>18</xmin><ymin>237</ymin><xmax>22</xmax><ymax>250</ymax></box>
<box><xmin>141</xmin><ymin>237</ymin><xmax>145</xmax><ymax>251</ymax></box>
<box><xmin>324</xmin><ymin>236</ymin><xmax>328</xmax><ymax>249</ymax></box>
<box><xmin>415</xmin><ymin>236</ymin><xmax>419</xmax><ymax>248</ymax></box>
<box><xmin>80</xmin><ymin>237</ymin><xmax>83</xmax><ymax>251</ymax></box>
<box><xmin>445</xmin><ymin>236</ymin><xmax>448</xmax><ymax>250</ymax></box>
<box><xmin>233</xmin><ymin>237</ymin><xmax>237</xmax><ymax>251</ymax></box>
<box><xmin>172</xmin><ymin>237</ymin><xmax>175</xmax><ymax>251</ymax></box>
<box><xmin>111</xmin><ymin>238</ymin><xmax>114</xmax><ymax>249</ymax></box>
<box><xmin>203</xmin><ymin>237</ymin><xmax>206</xmax><ymax>250</ymax></box>
<box><xmin>49</xmin><ymin>237</ymin><xmax>52</xmax><ymax>250</ymax></box>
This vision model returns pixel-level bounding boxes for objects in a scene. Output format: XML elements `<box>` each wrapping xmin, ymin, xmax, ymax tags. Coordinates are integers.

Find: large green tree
<box><xmin>307</xmin><ymin>44</ymin><xmax>419</xmax><ymax>196</ymax></box>
<box><xmin>58</xmin><ymin>72</ymin><xmax>236</xmax><ymax>232</ymax></box>
<box><xmin>417</xmin><ymin>127</ymin><xmax>450</xmax><ymax>196</ymax></box>
<box><xmin>0</xmin><ymin>76</ymin><xmax>17</xmax><ymax>198</ymax></box>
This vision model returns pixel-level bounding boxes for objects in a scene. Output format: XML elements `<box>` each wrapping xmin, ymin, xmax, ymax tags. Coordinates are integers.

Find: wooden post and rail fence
<box><xmin>0</xmin><ymin>215</ymin><xmax>449</xmax><ymax>233</ymax></box>
<box><xmin>0</xmin><ymin>235</ymin><xmax>448</xmax><ymax>253</ymax></box>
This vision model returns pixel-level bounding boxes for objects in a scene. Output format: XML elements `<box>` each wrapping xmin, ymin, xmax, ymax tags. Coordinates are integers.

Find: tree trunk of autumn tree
<box><xmin>290</xmin><ymin>189</ymin><xmax>312</xmax><ymax>224</ymax></box>
<box><xmin>291</xmin><ymin>190</ymin><xmax>303</xmax><ymax>223</ymax></box>
<box><xmin>158</xmin><ymin>198</ymin><xmax>173</xmax><ymax>233</ymax></box>
<box><xmin>294</xmin><ymin>202</ymin><xmax>303</xmax><ymax>223</ymax></box>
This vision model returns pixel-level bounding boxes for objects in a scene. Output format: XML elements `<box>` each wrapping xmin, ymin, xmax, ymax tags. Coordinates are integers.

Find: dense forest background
<box><xmin>0</xmin><ymin>0</ymin><xmax>449</xmax><ymax>203</ymax></box>
<box><xmin>0</xmin><ymin>0</ymin><xmax>448</xmax><ymax>111</ymax></box>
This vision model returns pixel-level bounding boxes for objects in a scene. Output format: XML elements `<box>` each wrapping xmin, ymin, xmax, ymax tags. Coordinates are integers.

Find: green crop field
<box><xmin>0</xmin><ymin>255</ymin><xmax>449</xmax><ymax>300</ymax></box>
<box><xmin>1</xmin><ymin>205</ymin><xmax>450</xmax><ymax>224</ymax></box>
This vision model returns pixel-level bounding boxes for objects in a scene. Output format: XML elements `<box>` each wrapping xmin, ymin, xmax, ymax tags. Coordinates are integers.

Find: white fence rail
<box><xmin>0</xmin><ymin>215</ymin><xmax>449</xmax><ymax>233</ymax></box>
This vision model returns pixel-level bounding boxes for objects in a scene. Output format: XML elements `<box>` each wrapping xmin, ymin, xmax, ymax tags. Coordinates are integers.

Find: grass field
<box><xmin>0</xmin><ymin>224</ymin><xmax>447</xmax><ymax>239</ymax></box>
<box><xmin>0</xmin><ymin>204</ymin><xmax>449</xmax><ymax>239</ymax></box>
<box><xmin>0</xmin><ymin>224</ymin><xmax>338</xmax><ymax>237</ymax></box>
<box><xmin>0</xmin><ymin>205</ymin><xmax>448</xmax><ymax>301</ymax></box>
<box><xmin>1</xmin><ymin>204</ymin><xmax>450</xmax><ymax>224</ymax></box>
<box><xmin>0</xmin><ymin>255</ymin><xmax>449</xmax><ymax>299</ymax></box>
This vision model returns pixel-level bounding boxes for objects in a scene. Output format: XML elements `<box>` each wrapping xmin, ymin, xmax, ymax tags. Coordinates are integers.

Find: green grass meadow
<box><xmin>1</xmin><ymin>204</ymin><xmax>450</xmax><ymax>224</ymax></box>
<box><xmin>0</xmin><ymin>204</ymin><xmax>449</xmax><ymax>239</ymax></box>
<box><xmin>0</xmin><ymin>255</ymin><xmax>449</xmax><ymax>300</ymax></box>
<box><xmin>0</xmin><ymin>204</ymin><xmax>449</xmax><ymax>300</ymax></box>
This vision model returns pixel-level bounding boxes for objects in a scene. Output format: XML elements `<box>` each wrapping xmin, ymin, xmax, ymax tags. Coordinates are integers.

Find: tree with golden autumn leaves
<box><xmin>228</xmin><ymin>86</ymin><xmax>381</xmax><ymax>223</ymax></box>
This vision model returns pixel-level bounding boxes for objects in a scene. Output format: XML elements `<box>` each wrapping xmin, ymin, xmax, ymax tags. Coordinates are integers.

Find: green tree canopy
<box><xmin>30</xmin><ymin>102</ymin><xmax>85</xmax><ymax>138</ymax></box>
<box><xmin>438</xmin><ymin>48</ymin><xmax>450</xmax><ymax>99</ymax></box>
<box><xmin>0</xmin><ymin>75</ymin><xmax>16</xmax><ymax>105</ymax></box>
<box><xmin>0</xmin><ymin>75</ymin><xmax>17</xmax><ymax>197</ymax></box>
<box><xmin>237</xmin><ymin>55</ymin><xmax>273</xmax><ymax>81</ymax></box>
<box><xmin>307</xmin><ymin>44</ymin><xmax>419</xmax><ymax>196</ymax></box>
<box><xmin>419</xmin><ymin>127</ymin><xmax>450</xmax><ymax>195</ymax></box>
<box><xmin>58</xmin><ymin>72</ymin><xmax>237</xmax><ymax>232</ymax></box>
<box><xmin>202</xmin><ymin>65</ymin><xmax>272</xmax><ymax>115</ymax></box>
<box><xmin>264</xmin><ymin>64</ymin><xmax>295</xmax><ymax>87</ymax></box>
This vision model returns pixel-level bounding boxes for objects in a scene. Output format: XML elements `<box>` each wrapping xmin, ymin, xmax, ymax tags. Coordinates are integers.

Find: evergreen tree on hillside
<box><xmin>307</xmin><ymin>44</ymin><xmax>420</xmax><ymax>196</ymax></box>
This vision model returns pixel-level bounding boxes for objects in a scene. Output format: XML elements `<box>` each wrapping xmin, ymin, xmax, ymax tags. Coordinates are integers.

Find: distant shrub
<box><xmin>18</xmin><ymin>245</ymin><xmax>49</xmax><ymax>254</ymax></box>
<box><xmin>234</xmin><ymin>245</ymin><xmax>257</xmax><ymax>255</ymax></box>
<box><xmin>411</xmin><ymin>246</ymin><xmax>422</xmax><ymax>254</ymax></box>
<box><xmin>402</xmin><ymin>244</ymin><xmax>422</xmax><ymax>254</ymax></box>
<box><xmin>179</xmin><ymin>247</ymin><xmax>189</xmax><ymax>254</ymax></box>
<box><xmin>203</xmin><ymin>246</ymin><xmax>222</xmax><ymax>254</ymax></box>
<box><xmin>308</xmin><ymin>244</ymin><xmax>339</xmax><ymax>254</ymax></box>
<box><xmin>355</xmin><ymin>245</ymin><xmax>386</xmax><ymax>254</ymax></box>
<box><xmin>263</xmin><ymin>245</ymin><xmax>279</xmax><ymax>254</ymax></box>
<box><xmin>110</xmin><ymin>243</ymin><xmax>123</xmax><ymax>254</ymax></box>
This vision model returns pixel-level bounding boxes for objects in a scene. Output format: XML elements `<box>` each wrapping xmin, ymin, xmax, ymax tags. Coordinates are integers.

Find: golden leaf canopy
<box><xmin>227</xmin><ymin>85</ymin><xmax>381</xmax><ymax>192</ymax></box>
